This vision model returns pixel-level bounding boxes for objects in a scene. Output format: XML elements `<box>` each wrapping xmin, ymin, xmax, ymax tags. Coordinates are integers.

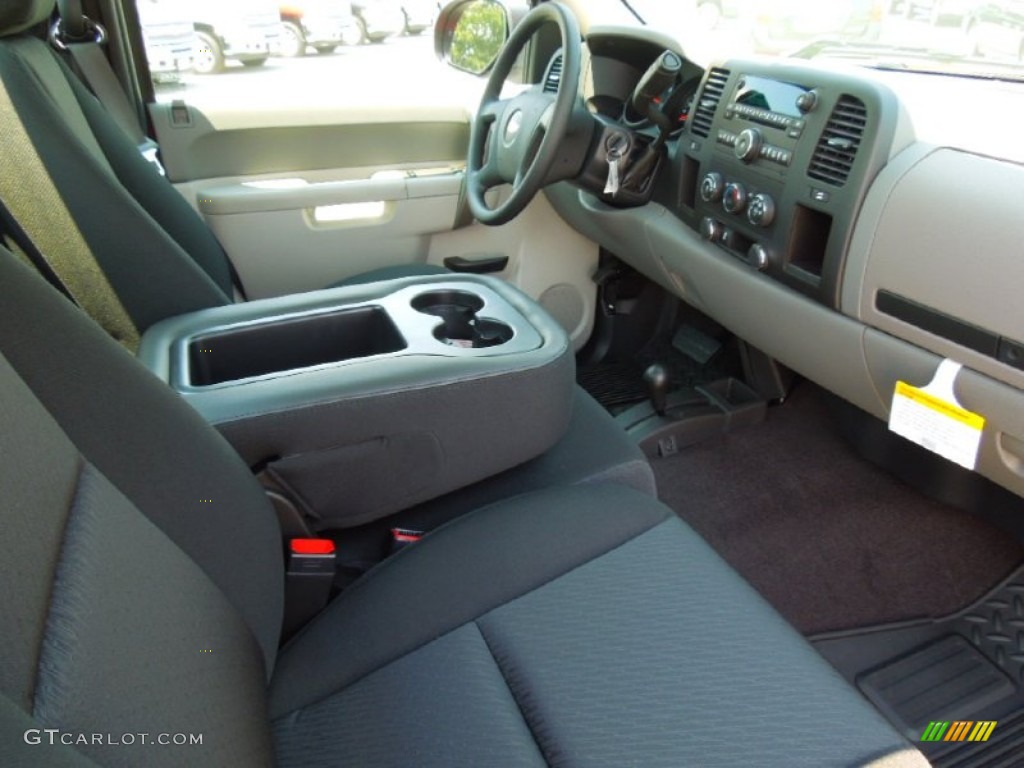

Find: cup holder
<box><xmin>411</xmin><ymin>290</ymin><xmax>513</xmax><ymax>349</ymax></box>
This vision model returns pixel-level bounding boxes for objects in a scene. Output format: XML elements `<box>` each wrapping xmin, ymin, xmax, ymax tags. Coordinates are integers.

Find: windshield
<box><xmin>625</xmin><ymin>0</ymin><xmax>1024</xmax><ymax>80</ymax></box>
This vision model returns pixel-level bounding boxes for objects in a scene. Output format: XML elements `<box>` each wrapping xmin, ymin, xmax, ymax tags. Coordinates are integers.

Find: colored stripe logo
<box><xmin>920</xmin><ymin>721</ymin><xmax>997</xmax><ymax>743</ymax></box>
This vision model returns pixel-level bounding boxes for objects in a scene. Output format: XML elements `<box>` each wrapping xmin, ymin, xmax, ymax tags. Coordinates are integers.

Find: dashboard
<box><xmin>576</xmin><ymin>29</ymin><xmax>905</xmax><ymax>308</ymax></box>
<box><xmin>671</xmin><ymin>62</ymin><xmax>898</xmax><ymax>308</ymax></box>
<box><xmin>546</xmin><ymin>26</ymin><xmax>1024</xmax><ymax>506</ymax></box>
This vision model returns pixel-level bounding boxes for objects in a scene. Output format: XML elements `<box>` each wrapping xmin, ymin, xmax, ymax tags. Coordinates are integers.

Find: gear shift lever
<box><xmin>643</xmin><ymin>363</ymin><xmax>670</xmax><ymax>416</ymax></box>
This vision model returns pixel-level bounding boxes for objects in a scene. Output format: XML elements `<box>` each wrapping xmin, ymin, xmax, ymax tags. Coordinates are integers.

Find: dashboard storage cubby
<box><xmin>139</xmin><ymin>275</ymin><xmax>574</xmax><ymax>528</ymax></box>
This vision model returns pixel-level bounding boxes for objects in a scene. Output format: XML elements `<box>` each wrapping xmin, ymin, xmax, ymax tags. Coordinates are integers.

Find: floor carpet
<box><xmin>652</xmin><ymin>382</ymin><xmax>1024</xmax><ymax>635</ymax></box>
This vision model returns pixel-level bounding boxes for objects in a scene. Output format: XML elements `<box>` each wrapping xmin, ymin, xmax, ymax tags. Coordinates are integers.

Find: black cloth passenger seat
<box><xmin>0</xmin><ymin>245</ymin><xmax>932</xmax><ymax>766</ymax></box>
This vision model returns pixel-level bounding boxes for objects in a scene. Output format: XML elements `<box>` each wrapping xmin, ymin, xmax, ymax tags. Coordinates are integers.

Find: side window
<box><xmin>134</xmin><ymin>0</ymin><xmax>492</xmax><ymax>111</ymax></box>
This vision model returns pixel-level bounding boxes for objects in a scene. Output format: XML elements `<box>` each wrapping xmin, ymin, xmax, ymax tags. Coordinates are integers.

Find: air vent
<box><xmin>690</xmin><ymin>67</ymin><xmax>730</xmax><ymax>138</ymax></box>
<box><xmin>808</xmin><ymin>95</ymin><xmax>868</xmax><ymax>187</ymax></box>
<box><xmin>543</xmin><ymin>53</ymin><xmax>563</xmax><ymax>93</ymax></box>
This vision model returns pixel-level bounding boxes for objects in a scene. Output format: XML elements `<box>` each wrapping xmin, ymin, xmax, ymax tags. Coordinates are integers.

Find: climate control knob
<box><xmin>734</xmin><ymin>128</ymin><xmax>763</xmax><ymax>163</ymax></box>
<box><xmin>748</xmin><ymin>244</ymin><xmax>770</xmax><ymax>271</ymax></box>
<box><xmin>700</xmin><ymin>172</ymin><xmax>725</xmax><ymax>203</ymax></box>
<box><xmin>747</xmin><ymin>193</ymin><xmax>776</xmax><ymax>227</ymax></box>
<box><xmin>722</xmin><ymin>182</ymin><xmax>747</xmax><ymax>214</ymax></box>
<box><xmin>700</xmin><ymin>216</ymin><xmax>725</xmax><ymax>242</ymax></box>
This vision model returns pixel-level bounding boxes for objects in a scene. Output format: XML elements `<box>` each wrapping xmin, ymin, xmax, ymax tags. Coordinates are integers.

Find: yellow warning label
<box><xmin>894</xmin><ymin>382</ymin><xmax>985</xmax><ymax>431</ymax></box>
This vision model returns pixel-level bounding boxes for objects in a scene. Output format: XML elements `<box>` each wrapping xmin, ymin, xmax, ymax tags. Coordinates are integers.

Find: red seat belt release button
<box><xmin>288</xmin><ymin>538</ymin><xmax>336</xmax><ymax>574</ymax></box>
<box><xmin>389</xmin><ymin>528</ymin><xmax>424</xmax><ymax>556</ymax></box>
<box><xmin>283</xmin><ymin>539</ymin><xmax>336</xmax><ymax>638</ymax></box>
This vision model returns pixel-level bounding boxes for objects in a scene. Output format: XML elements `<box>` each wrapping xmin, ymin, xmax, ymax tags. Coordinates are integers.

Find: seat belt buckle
<box><xmin>288</xmin><ymin>538</ymin><xmax>336</xmax><ymax>572</ymax></box>
<box><xmin>389</xmin><ymin>528</ymin><xmax>423</xmax><ymax>555</ymax></box>
<box><xmin>283</xmin><ymin>538</ymin><xmax>336</xmax><ymax>639</ymax></box>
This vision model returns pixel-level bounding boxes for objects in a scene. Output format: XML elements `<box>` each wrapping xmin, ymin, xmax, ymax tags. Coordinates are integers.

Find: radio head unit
<box><xmin>734</xmin><ymin>75</ymin><xmax>814</xmax><ymax>119</ymax></box>
<box><xmin>721</xmin><ymin>73</ymin><xmax>818</xmax><ymax>155</ymax></box>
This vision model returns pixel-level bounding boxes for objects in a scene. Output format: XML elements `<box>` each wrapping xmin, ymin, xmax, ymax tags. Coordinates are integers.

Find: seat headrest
<box><xmin>0</xmin><ymin>0</ymin><xmax>56</xmax><ymax>38</ymax></box>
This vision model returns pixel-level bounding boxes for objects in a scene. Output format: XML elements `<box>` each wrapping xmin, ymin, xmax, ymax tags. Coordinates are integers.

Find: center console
<box><xmin>672</xmin><ymin>60</ymin><xmax>902</xmax><ymax>307</ymax></box>
<box><xmin>138</xmin><ymin>274</ymin><xmax>574</xmax><ymax>528</ymax></box>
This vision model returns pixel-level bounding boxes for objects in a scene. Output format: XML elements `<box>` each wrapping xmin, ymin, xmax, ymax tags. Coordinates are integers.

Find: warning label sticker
<box><xmin>888</xmin><ymin>361</ymin><xmax>985</xmax><ymax>471</ymax></box>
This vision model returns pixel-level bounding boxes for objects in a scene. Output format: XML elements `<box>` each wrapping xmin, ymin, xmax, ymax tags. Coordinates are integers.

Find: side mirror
<box><xmin>435</xmin><ymin>0</ymin><xmax>510</xmax><ymax>75</ymax></box>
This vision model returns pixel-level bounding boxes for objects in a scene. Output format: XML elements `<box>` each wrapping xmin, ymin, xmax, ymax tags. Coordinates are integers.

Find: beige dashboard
<box><xmin>547</xmin><ymin>44</ymin><xmax>1024</xmax><ymax>502</ymax></box>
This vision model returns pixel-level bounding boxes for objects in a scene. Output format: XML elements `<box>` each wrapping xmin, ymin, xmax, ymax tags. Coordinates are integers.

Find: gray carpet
<box><xmin>653</xmin><ymin>383</ymin><xmax>1024</xmax><ymax>635</ymax></box>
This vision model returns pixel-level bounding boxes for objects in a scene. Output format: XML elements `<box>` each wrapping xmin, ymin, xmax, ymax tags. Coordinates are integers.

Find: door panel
<box><xmin>149</xmin><ymin>103</ymin><xmax>471</xmax><ymax>181</ymax></box>
<box><xmin>196</xmin><ymin>171</ymin><xmax>463</xmax><ymax>298</ymax></box>
<box><xmin>149</xmin><ymin>103</ymin><xmax>599</xmax><ymax>348</ymax></box>
<box><xmin>151</xmin><ymin>103</ymin><xmax>469</xmax><ymax>293</ymax></box>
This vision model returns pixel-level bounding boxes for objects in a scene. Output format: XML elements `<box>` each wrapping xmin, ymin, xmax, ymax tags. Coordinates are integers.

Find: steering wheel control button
<box><xmin>734</xmin><ymin>128</ymin><xmax>763</xmax><ymax>164</ymax></box>
<box><xmin>722</xmin><ymin>182</ymin><xmax>747</xmax><ymax>214</ymax></box>
<box><xmin>700</xmin><ymin>172</ymin><xmax>725</xmax><ymax>203</ymax></box>
<box><xmin>747</xmin><ymin>193</ymin><xmax>776</xmax><ymax>227</ymax></box>
<box><xmin>748</xmin><ymin>244</ymin><xmax>770</xmax><ymax>271</ymax></box>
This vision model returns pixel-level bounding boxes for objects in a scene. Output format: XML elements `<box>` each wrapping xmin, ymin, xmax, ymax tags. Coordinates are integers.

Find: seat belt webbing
<box><xmin>0</xmin><ymin>76</ymin><xmax>140</xmax><ymax>351</ymax></box>
<box><xmin>52</xmin><ymin>0</ymin><xmax>164</xmax><ymax>175</ymax></box>
<box><xmin>64</xmin><ymin>41</ymin><xmax>145</xmax><ymax>146</ymax></box>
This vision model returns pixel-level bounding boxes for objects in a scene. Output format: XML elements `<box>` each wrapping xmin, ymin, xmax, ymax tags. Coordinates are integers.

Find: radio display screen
<box><xmin>734</xmin><ymin>75</ymin><xmax>808</xmax><ymax>117</ymax></box>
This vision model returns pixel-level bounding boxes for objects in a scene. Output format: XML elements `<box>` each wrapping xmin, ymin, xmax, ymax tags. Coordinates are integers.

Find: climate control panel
<box><xmin>697</xmin><ymin>171</ymin><xmax>780</xmax><ymax>272</ymax></box>
<box><xmin>700</xmin><ymin>172</ymin><xmax>777</xmax><ymax>229</ymax></box>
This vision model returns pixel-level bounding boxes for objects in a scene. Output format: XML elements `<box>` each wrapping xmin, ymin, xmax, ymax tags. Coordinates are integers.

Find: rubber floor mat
<box><xmin>576</xmin><ymin>362</ymin><xmax>650</xmax><ymax>409</ymax></box>
<box><xmin>814</xmin><ymin>565</ymin><xmax>1024</xmax><ymax>766</ymax></box>
<box><xmin>578</xmin><ymin>337</ymin><xmax>736</xmax><ymax>411</ymax></box>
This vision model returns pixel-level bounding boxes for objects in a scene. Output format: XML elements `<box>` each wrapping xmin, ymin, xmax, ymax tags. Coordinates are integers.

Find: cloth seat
<box><xmin>0</xmin><ymin>246</ymin><xmax>929</xmax><ymax>767</ymax></box>
<box><xmin>270</xmin><ymin>484</ymin><xmax>928</xmax><ymax>768</ymax></box>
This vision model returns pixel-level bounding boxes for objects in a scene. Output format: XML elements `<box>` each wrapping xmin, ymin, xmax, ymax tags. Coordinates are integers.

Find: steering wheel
<box><xmin>467</xmin><ymin>2</ymin><xmax>582</xmax><ymax>225</ymax></box>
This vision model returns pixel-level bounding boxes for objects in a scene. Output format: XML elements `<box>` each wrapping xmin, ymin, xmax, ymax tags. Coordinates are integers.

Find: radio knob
<box><xmin>699</xmin><ymin>172</ymin><xmax>725</xmax><ymax>203</ymax></box>
<box><xmin>700</xmin><ymin>216</ymin><xmax>725</xmax><ymax>242</ymax></box>
<box><xmin>748</xmin><ymin>244</ymin><xmax>770</xmax><ymax>271</ymax></box>
<box><xmin>747</xmin><ymin>193</ymin><xmax>776</xmax><ymax>227</ymax></box>
<box><xmin>796</xmin><ymin>90</ymin><xmax>819</xmax><ymax>114</ymax></box>
<box><xmin>722</xmin><ymin>182</ymin><xmax>747</xmax><ymax>214</ymax></box>
<box><xmin>734</xmin><ymin>128</ymin><xmax>763</xmax><ymax>164</ymax></box>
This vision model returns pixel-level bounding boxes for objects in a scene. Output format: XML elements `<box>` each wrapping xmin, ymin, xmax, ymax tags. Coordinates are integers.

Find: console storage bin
<box><xmin>139</xmin><ymin>274</ymin><xmax>574</xmax><ymax>528</ymax></box>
